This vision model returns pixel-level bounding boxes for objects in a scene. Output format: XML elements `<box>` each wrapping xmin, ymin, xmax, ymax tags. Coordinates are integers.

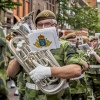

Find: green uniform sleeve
<box><xmin>0</xmin><ymin>27</ymin><xmax>6</xmax><ymax>46</ymax></box>
<box><xmin>0</xmin><ymin>37</ymin><xmax>6</xmax><ymax>46</ymax></box>
<box><xmin>0</xmin><ymin>27</ymin><xmax>7</xmax><ymax>67</ymax></box>
<box><xmin>63</xmin><ymin>43</ymin><xmax>85</xmax><ymax>72</ymax></box>
<box><xmin>51</xmin><ymin>39</ymin><xmax>87</xmax><ymax>72</ymax></box>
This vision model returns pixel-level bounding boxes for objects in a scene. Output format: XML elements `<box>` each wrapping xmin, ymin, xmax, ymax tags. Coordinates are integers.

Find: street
<box><xmin>7</xmin><ymin>80</ymin><xmax>19</xmax><ymax>100</ymax></box>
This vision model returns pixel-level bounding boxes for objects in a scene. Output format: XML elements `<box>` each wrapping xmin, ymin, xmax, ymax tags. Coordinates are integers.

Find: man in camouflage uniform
<box><xmin>85</xmin><ymin>37</ymin><xmax>100</xmax><ymax>100</ymax></box>
<box><xmin>64</xmin><ymin>33</ymin><xmax>88</xmax><ymax>100</ymax></box>
<box><xmin>7</xmin><ymin>10</ymin><xmax>88</xmax><ymax>100</ymax></box>
<box><xmin>0</xmin><ymin>22</ymin><xmax>8</xmax><ymax>100</ymax></box>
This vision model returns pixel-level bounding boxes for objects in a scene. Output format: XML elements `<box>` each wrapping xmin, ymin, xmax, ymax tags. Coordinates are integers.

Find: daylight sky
<box><xmin>97</xmin><ymin>0</ymin><xmax>100</xmax><ymax>2</ymax></box>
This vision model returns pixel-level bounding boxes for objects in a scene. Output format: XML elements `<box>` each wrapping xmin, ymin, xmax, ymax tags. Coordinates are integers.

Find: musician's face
<box><xmin>67</xmin><ymin>38</ymin><xmax>77</xmax><ymax>44</ymax></box>
<box><xmin>36</xmin><ymin>19</ymin><xmax>57</xmax><ymax>29</ymax></box>
<box><xmin>90</xmin><ymin>40</ymin><xmax>98</xmax><ymax>47</ymax></box>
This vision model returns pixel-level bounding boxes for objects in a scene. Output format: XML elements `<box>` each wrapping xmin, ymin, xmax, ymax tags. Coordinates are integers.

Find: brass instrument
<box><xmin>6</xmin><ymin>33</ymin><xmax>16</xmax><ymax>41</ymax></box>
<box><xmin>86</xmin><ymin>45</ymin><xmax>95</xmax><ymax>58</ymax></box>
<box><xmin>7</xmin><ymin>11</ymin><xmax>66</xmax><ymax>95</ymax></box>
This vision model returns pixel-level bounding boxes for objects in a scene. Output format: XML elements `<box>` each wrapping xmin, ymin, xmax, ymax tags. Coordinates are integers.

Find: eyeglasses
<box><xmin>37</xmin><ymin>22</ymin><xmax>55</xmax><ymax>29</ymax></box>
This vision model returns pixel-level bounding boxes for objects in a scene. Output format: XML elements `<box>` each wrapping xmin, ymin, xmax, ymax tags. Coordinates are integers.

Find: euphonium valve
<box><xmin>6</xmin><ymin>33</ymin><xmax>15</xmax><ymax>41</ymax></box>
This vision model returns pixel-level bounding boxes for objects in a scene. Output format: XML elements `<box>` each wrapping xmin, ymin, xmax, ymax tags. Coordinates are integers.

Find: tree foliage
<box><xmin>0</xmin><ymin>0</ymin><xmax>22</xmax><ymax>11</ymax></box>
<box><xmin>56</xmin><ymin>0</ymin><xmax>100</xmax><ymax>35</ymax></box>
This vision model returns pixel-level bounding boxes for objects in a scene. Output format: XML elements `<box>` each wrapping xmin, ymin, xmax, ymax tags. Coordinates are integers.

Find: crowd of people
<box><xmin>0</xmin><ymin>10</ymin><xmax>100</xmax><ymax>100</ymax></box>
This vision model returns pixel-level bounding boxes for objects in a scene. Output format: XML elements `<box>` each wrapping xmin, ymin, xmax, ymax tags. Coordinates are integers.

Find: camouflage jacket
<box><xmin>69</xmin><ymin>49</ymin><xmax>87</xmax><ymax>94</ymax></box>
<box><xmin>0</xmin><ymin>26</ymin><xmax>8</xmax><ymax>99</ymax></box>
<box><xmin>86</xmin><ymin>46</ymin><xmax>100</xmax><ymax>74</ymax></box>
<box><xmin>0</xmin><ymin>27</ymin><xmax>6</xmax><ymax>68</ymax></box>
<box><xmin>51</xmin><ymin>39</ymin><xmax>85</xmax><ymax>68</ymax></box>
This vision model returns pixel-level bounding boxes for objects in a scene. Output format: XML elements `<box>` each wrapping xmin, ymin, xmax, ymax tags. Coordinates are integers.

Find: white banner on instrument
<box><xmin>28</xmin><ymin>27</ymin><xmax>60</xmax><ymax>51</ymax></box>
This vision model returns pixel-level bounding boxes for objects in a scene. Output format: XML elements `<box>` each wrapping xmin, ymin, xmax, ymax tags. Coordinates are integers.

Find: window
<box><xmin>46</xmin><ymin>0</ymin><xmax>56</xmax><ymax>13</ymax></box>
<box><xmin>7</xmin><ymin>18</ymin><xmax>11</xmax><ymax>24</ymax></box>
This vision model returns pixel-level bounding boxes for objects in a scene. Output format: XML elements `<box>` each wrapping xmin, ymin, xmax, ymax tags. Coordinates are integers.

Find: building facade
<box><xmin>1</xmin><ymin>0</ymin><xmax>33</xmax><ymax>35</ymax></box>
<box><xmin>84</xmin><ymin>0</ymin><xmax>96</xmax><ymax>7</ymax></box>
<box><xmin>13</xmin><ymin>0</ymin><xmax>58</xmax><ymax>23</ymax></box>
<box><xmin>13</xmin><ymin>0</ymin><xmax>33</xmax><ymax>23</ymax></box>
<box><xmin>0</xmin><ymin>8</ymin><xmax>13</xmax><ymax>36</ymax></box>
<box><xmin>1</xmin><ymin>0</ymin><xmax>58</xmax><ymax>35</ymax></box>
<box><xmin>32</xmin><ymin>0</ymin><xmax>58</xmax><ymax>22</ymax></box>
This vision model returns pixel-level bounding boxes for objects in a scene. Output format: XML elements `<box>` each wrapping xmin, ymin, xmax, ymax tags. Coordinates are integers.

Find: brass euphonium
<box><xmin>7</xmin><ymin>11</ymin><xmax>66</xmax><ymax>95</ymax></box>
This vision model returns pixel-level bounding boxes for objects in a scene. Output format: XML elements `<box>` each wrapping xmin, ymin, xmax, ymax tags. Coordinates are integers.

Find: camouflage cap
<box><xmin>82</xmin><ymin>36</ymin><xmax>89</xmax><ymax>43</ymax></box>
<box><xmin>89</xmin><ymin>37</ymin><xmax>98</xmax><ymax>42</ymax></box>
<box><xmin>35</xmin><ymin>10</ymin><xmax>56</xmax><ymax>25</ymax></box>
<box><xmin>64</xmin><ymin>33</ymin><xmax>76</xmax><ymax>40</ymax></box>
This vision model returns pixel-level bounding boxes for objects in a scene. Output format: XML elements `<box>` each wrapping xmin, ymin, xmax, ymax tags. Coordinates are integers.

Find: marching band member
<box><xmin>85</xmin><ymin>37</ymin><xmax>100</xmax><ymax>100</ymax></box>
<box><xmin>64</xmin><ymin>33</ymin><xmax>88</xmax><ymax>100</ymax></box>
<box><xmin>7</xmin><ymin>10</ymin><xmax>88</xmax><ymax>100</ymax></box>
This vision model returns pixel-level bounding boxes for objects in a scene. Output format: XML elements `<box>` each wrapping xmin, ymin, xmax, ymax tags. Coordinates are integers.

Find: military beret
<box><xmin>64</xmin><ymin>33</ymin><xmax>76</xmax><ymax>40</ymax></box>
<box><xmin>89</xmin><ymin>37</ymin><xmax>98</xmax><ymax>42</ymax></box>
<box><xmin>35</xmin><ymin>10</ymin><xmax>56</xmax><ymax>25</ymax></box>
<box><xmin>64</xmin><ymin>30</ymin><xmax>74</xmax><ymax>36</ymax></box>
<box><xmin>82</xmin><ymin>36</ymin><xmax>89</xmax><ymax>43</ymax></box>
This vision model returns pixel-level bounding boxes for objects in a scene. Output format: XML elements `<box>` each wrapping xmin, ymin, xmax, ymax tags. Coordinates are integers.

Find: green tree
<box><xmin>56</xmin><ymin>0</ymin><xmax>100</xmax><ymax>35</ymax></box>
<box><xmin>0</xmin><ymin>0</ymin><xmax>22</xmax><ymax>21</ymax></box>
<box><xmin>0</xmin><ymin>0</ymin><xmax>22</xmax><ymax>11</ymax></box>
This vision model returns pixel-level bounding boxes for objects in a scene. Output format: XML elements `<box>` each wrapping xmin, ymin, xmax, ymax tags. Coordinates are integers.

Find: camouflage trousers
<box><xmin>71</xmin><ymin>93</ymin><xmax>87</xmax><ymax>100</ymax></box>
<box><xmin>85</xmin><ymin>72</ymin><xmax>100</xmax><ymax>100</ymax></box>
<box><xmin>18</xmin><ymin>80</ymin><xmax>25</xmax><ymax>100</ymax></box>
<box><xmin>0</xmin><ymin>69</ymin><xmax>8</xmax><ymax>100</ymax></box>
<box><xmin>17</xmin><ymin>72</ymin><xmax>26</xmax><ymax>100</ymax></box>
<box><xmin>24</xmin><ymin>86</ymin><xmax>71</xmax><ymax>100</ymax></box>
<box><xmin>69</xmin><ymin>78</ymin><xmax>88</xmax><ymax>100</ymax></box>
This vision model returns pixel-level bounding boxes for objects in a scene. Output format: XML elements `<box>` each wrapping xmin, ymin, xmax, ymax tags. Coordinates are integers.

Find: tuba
<box><xmin>7</xmin><ymin>11</ymin><xmax>66</xmax><ymax>95</ymax></box>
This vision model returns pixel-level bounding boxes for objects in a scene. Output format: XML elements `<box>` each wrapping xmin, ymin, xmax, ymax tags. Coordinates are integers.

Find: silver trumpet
<box><xmin>7</xmin><ymin>12</ymin><xmax>66</xmax><ymax>95</ymax></box>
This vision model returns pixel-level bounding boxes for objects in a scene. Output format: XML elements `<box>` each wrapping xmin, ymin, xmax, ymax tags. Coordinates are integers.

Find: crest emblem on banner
<box><xmin>34</xmin><ymin>34</ymin><xmax>52</xmax><ymax>48</ymax></box>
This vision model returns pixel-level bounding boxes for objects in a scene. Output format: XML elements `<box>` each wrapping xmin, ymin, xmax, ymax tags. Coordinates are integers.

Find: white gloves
<box><xmin>90</xmin><ymin>50</ymin><xmax>96</xmax><ymax>55</ymax></box>
<box><xmin>29</xmin><ymin>60</ymin><xmax>51</xmax><ymax>83</ymax></box>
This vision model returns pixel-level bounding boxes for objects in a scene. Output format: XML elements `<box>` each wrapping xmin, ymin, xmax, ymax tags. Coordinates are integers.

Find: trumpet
<box><xmin>85</xmin><ymin>45</ymin><xmax>95</xmax><ymax>58</ymax></box>
<box><xmin>7</xmin><ymin>11</ymin><xmax>66</xmax><ymax>95</ymax></box>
